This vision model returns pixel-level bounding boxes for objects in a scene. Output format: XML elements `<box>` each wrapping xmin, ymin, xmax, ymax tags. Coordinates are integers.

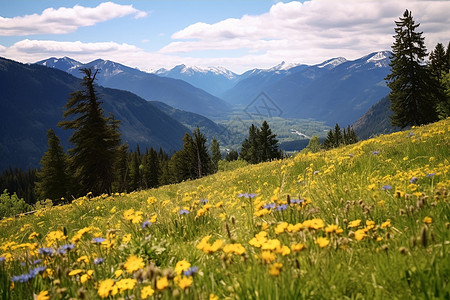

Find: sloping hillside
<box><xmin>1</xmin><ymin>119</ymin><xmax>448</xmax><ymax>299</ymax></box>
<box><xmin>0</xmin><ymin>57</ymin><xmax>190</xmax><ymax>170</ymax></box>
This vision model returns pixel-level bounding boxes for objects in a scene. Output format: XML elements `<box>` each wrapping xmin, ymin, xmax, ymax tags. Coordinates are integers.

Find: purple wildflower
<box><xmin>426</xmin><ymin>173</ymin><xmax>435</xmax><ymax>177</ymax></box>
<box><xmin>183</xmin><ymin>266</ymin><xmax>199</xmax><ymax>277</ymax></box>
<box><xmin>200</xmin><ymin>199</ymin><xmax>209</xmax><ymax>204</ymax></box>
<box><xmin>179</xmin><ymin>209</ymin><xmax>190</xmax><ymax>215</ymax></box>
<box><xmin>382</xmin><ymin>185</ymin><xmax>392</xmax><ymax>190</ymax></box>
<box><xmin>290</xmin><ymin>199</ymin><xmax>304</xmax><ymax>205</ymax></box>
<box><xmin>409</xmin><ymin>177</ymin><xmax>418</xmax><ymax>184</ymax></box>
<box><xmin>94</xmin><ymin>257</ymin><xmax>104</xmax><ymax>265</ymax></box>
<box><xmin>372</xmin><ymin>150</ymin><xmax>379</xmax><ymax>155</ymax></box>
<box><xmin>141</xmin><ymin>220</ymin><xmax>152</xmax><ymax>229</ymax></box>
<box><xmin>38</xmin><ymin>247</ymin><xmax>55</xmax><ymax>256</ymax></box>
<box><xmin>263</xmin><ymin>203</ymin><xmax>276</xmax><ymax>210</ymax></box>
<box><xmin>0</xmin><ymin>256</ymin><xmax>6</xmax><ymax>263</ymax></box>
<box><xmin>276</xmin><ymin>204</ymin><xmax>288</xmax><ymax>211</ymax></box>
<box><xmin>57</xmin><ymin>243</ymin><xmax>75</xmax><ymax>255</ymax></box>
<box><xmin>92</xmin><ymin>237</ymin><xmax>106</xmax><ymax>244</ymax></box>
<box><xmin>11</xmin><ymin>273</ymin><xmax>33</xmax><ymax>283</ymax></box>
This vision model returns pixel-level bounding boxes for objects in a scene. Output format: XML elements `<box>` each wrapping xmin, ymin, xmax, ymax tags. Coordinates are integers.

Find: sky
<box><xmin>0</xmin><ymin>0</ymin><xmax>449</xmax><ymax>73</ymax></box>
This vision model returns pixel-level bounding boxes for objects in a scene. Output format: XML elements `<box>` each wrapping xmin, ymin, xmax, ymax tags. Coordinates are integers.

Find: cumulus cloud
<box><xmin>0</xmin><ymin>2</ymin><xmax>147</xmax><ymax>36</ymax></box>
<box><xmin>162</xmin><ymin>0</ymin><xmax>450</xmax><ymax>66</ymax></box>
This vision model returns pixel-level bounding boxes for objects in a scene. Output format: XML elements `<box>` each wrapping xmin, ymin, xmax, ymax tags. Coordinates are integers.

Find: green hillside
<box><xmin>1</xmin><ymin>119</ymin><xmax>449</xmax><ymax>299</ymax></box>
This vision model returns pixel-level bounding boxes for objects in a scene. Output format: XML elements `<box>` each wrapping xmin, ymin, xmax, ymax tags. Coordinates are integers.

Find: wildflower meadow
<box><xmin>1</xmin><ymin>119</ymin><xmax>449</xmax><ymax>299</ymax></box>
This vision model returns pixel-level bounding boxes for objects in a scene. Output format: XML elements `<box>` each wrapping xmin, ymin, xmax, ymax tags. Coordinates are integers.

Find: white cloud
<box><xmin>0</xmin><ymin>2</ymin><xmax>147</xmax><ymax>36</ymax></box>
<box><xmin>162</xmin><ymin>0</ymin><xmax>450</xmax><ymax>67</ymax></box>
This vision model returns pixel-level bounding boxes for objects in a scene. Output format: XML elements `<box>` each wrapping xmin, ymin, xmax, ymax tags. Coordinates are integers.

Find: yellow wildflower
<box><xmin>423</xmin><ymin>216</ymin><xmax>432</xmax><ymax>224</ymax></box>
<box><xmin>222</xmin><ymin>243</ymin><xmax>246</xmax><ymax>255</ymax></box>
<box><xmin>269</xmin><ymin>263</ymin><xmax>283</xmax><ymax>276</ymax></box>
<box><xmin>77</xmin><ymin>256</ymin><xmax>89</xmax><ymax>263</ymax></box>
<box><xmin>28</xmin><ymin>232</ymin><xmax>39</xmax><ymax>240</ymax></box>
<box><xmin>261</xmin><ymin>251</ymin><xmax>276</xmax><ymax>263</ymax></box>
<box><xmin>36</xmin><ymin>290</ymin><xmax>50</xmax><ymax>300</ymax></box>
<box><xmin>325</xmin><ymin>224</ymin><xmax>343</xmax><ymax>234</ymax></box>
<box><xmin>291</xmin><ymin>243</ymin><xmax>306</xmax><ymax>252</ymax></box>
<box><xmin>315</xmin><ymin>237</ymin><xmax>329</xmax><ymax>248</ymax></box>
<box><xmin>141</xmin><ymin>285</ymin><xmax>155</xmax><ymax>299</ymax></box>
<box><xmin>147</xmin><ymin>196</ymin><xmax>157</xmax><ymax>205</ymax></box>
<box><xmin>124</xmin><ymin>255</ymin><xmax>145</xmax><ymax>273</ymax></box>
<box><xmin>209</xmin><ymin>294</ymin><xmax>219</xmax><ymax>300</ymax></box>
<box><xmin>174</xmin><ymin>260</ymin><xmax>191</xmax><ymax>276</ymax></box>
<box><xmin>354</xmin><ymin>229</ymin><xmax>366</xmax><ymax>241</ymax></box>
<box><xmin>68</xmin><ymin>269</ymin><xmax>83</xmax><ymax>277</ymax></box>
<box><xmin>114</xmin><ymin>270</ymin><xmax>123</xmax><ymax>278</ymax></box>
<box><xmin>80</xmin><ymin>270</ymin><xmax>93</xmax><ymax>283</ymax></box>
<box><xmin>348</xmin><ymin>219</ymin><xmax>361</xmax><ymax>228</ymax></box>
<box><xmin>275</xmin><ymin>222</ymin><xmax>289</xmax><ymax>234</ymax></box>
<box><xmin>116</xmin><ymin>278</ymin><xmax>137</xmax><ymax>292</ymax></box>
<box><xmin>156</xmin><ymin>276</ymin><xmax>169</xmax><ymax>290</ymax></box>
<box><xmin>175</xmin><ymin>275</ymin><xmax>193</xmax><ymax>290</ymax></box>
<box><xmin>98</xmin><ymin>279</ymin><xmax>118</xmax><ymax>298</ymax></box>
<box><xmin>303</xmin><ymin>218</ymin><xmax>325</xmax><ymax>230</ymax></box>
<box><xmin>381</xmin><ymin>219</ymin><xmax>391</xmax><ymax>229</ymax></box>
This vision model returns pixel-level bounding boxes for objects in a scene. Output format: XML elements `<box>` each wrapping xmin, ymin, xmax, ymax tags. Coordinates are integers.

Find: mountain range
<box><xmin>36</xmin><ymin>57</ymin><xmax>232</xmax><ymax>118</ymax></box>
<box><xmin>154</xmin><ymin>52</ymin><xmax>391</xmax><ymax>125</ymax></box>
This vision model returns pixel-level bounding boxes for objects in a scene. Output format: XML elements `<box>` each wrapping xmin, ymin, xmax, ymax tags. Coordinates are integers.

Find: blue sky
<box><xmin>1</xmin><ymin>0</ymin><xmax>449</xmax><ymax>73</ymax></box>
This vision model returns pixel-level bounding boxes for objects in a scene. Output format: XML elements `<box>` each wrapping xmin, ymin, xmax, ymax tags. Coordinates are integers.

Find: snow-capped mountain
<box><xmin>35</xmin><ymin>58</ymin><xmax>231</xmax><ymax>118</ymax></box>
<box><xmin>155</xmin><ymin>64</ymin><xmax>239</xmax><ymax>96</ymax></box>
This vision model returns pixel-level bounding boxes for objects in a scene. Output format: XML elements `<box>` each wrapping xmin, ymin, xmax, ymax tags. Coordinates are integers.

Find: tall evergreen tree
<box><xmin>143</xmin><ymin>147</ymin><xmax>160</xmax><ymax>189</ymax></box>
<box><xmin>240</xmin><ymin>124</ymin><xmax>260</xmax><ymax>163</ymax></box>
<box><xmin>34</xmin><ymin>129</ymin><xmax>71</xmax><ymax>203</ymax></box>
<box><xmin>210</xmin><ymin>138</ymin><xmax>221</xmax><ymax>174</ymax></box>
<box><xmin>192</xmin><ymin>127</ymin><xmax>210</xmax><ymax>178</ymax></box>
<box><xmin>112</xmin><ymin>144</ymin><xmax>129</xmax><ymax>193</ymax></box>
<box><xmin>386</xmin><ymin>9</ymin><xmax>438</xmax><ymax>127</ymax></box>
<box><xmin>323</xmin><ymin>129</ymin><xmax>335</xmax><ymax>149</ymax></box>
<box><xmin>58</xmin><ymin>68</ymin><xmax>122</xmax><ymax>196</ymax></box>
<box><xmin>258</xmin><ymin>121</ymin><xmax>281</xmax><ymax>162</ymax></box>
<box><xmin>429</xmin><ymin>42</ymin><xmax>450</xmax><ymax>119</ymax></box>
<box><xmin>343</xmin><ymin>125</ymin><xmax>358</xmax><ymax>145</ymax></box>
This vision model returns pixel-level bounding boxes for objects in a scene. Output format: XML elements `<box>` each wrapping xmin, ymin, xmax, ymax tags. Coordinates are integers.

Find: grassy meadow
<box><xmin>0</xmin><ymin>119</ymin><xmax>449</xmax><ymax>299</ymax></box>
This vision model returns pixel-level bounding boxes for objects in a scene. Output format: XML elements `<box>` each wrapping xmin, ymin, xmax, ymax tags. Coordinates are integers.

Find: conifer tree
<box><xmin>386</xmin><ymin>9</ymin><xmax>438</xmax><ymax>127</ymax></box>
<box><xmin>259</xmin><ymin>121</ymin><xmax>281</xmax><ymax>161</ymax></box>
<box><xmin>429</xmin><ymin>42</ymin><xmax>450</xmax><ymax>119</ymax></box>
<box><xmin>34</xmin><ymin>129</ymin><xmax>71</xmax><ymax>203</ymax></box>
<box><xmin>58</xmin><ymin>68</ymin><xmax>121</xmax><ymax>196</ymax></box>
<box><xmin>192</xmin><ymin>127</ymin><xmax>210</xmax><ymax>178</ymax></box>
<box><xmin>143</xmin><ymin>147</ymin><xmax>160</xmax><ymax>189</ymax></box>
<box><xmin>323</xmin><ymin>129</ymin><xmax>335</xmax><ymax>149</ymax></box>
<box><xmin>240</xmin><ymin>124</ymin><xmax>260</xmax><ymax>163</ymax></box>
<box><xmin>112</xmin><ymin>144</ymin><xmax>129</xmax><ymax>193</ymax></box>
<box><xmin>210</xmin><ymin>138</ymin><xmax>221</xmax><ymax>173</ymax></box>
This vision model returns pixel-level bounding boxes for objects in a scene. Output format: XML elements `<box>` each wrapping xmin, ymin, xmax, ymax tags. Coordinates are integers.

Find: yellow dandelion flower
<box><xmin>261</xmin><ymin>239</ymin><xmax>281</xmax><ymax>251</ymax></box>
<box><xmin>325</xmin><ymin>224</ymin><xmax>343</xmax><ymax>234</ymax></box>
<box><xmin>124</xmin><ymin>255</ymin><xmax>145</xmax><ymax>273</ymax></box>
<box><xmin>315</xmin><ymin>237</ymin><xmax>329</xmax><ymax>248</ymax></box>
<box><xmin>174</xmin><ymin>260</ymin><xmax>191</xmax><ymax>276</ymax></box>
<box><xmin>175</xmin><ymin>275</ymin><xmax>193</xmax><ymax>290</ymax></box>
<box><xmin>423</xmin><ymin>216</ymin><xmax>432</xmax><ymax>224</ymax></box>
<box><xmin>269</xmin><ymin>262</ymin><xmax>283</xmax><ymax>276</ymax></box>
<box><xmin>303</xmin><ymin>218</ymin><xmax>325</xmax><ymax>230</ymax></box>
<box><xmin>98</xmin><ymin>279</ymin><xmax>118</xmax><ymax>299</ymax></box>
<box><xmin>122</xmin><ymin>234</ymin><xmax>132</xmax><ymax>244</ymax></box>
<box><xmin>354</xmin><ymin>229</ymin><xmax>366</xmax><ymax>241</ymax></box>
<box><xmin>36</xmin><ymin>290</ymin><xmax>50</xmax><ymax>300</ymax></box>
<box><xmin>156</xmin><ymin>276</ymin><xmax>169</xmax><ymax>290</ymax></box>
<box><xmin>77</xmin><ymin>256</ymin><xmax>89</xmax><ymax>263</ymax></box>
<box><xmin>261</xmin><ymin>251</ymin><xmax>276</xmax><ymax>263</ymax></box>
<box><xmin>291</xmin><ymin>243</ymin><xmax>306</xmax><ymax>252</ymax></box>
<box><xmin>222</xmin><ymin>243</ymin><xmax>246</xmax><ymax>255</ymax></box>
<box><xmin>380</xmin><ymin>219</ymin><xmax>391</xmax><ymax>229</ymax></box>
<box><xmin>209</xmin><ymin>293</ymin><xmax>219</xmax><ymax>300</ymax></box>
<box><xmin>80</xmin><ymin>270</ymin><xmax>94</xmax><ymax>283</ymax></box>
<box><xmin>114</xmin><ymin>269</ymin><xmax>123</xmax><ymax>278</ymax></box>
<box><xmin>116</xmin><ymin>278</ymin><xmax>137</xmax><ymax>292</ymax></box>
<box><xmin>141</xmin><ymin>285</ymin><xmax>155</xmax><ymax>299</ymax></box>
<box><xmin>275</xmin><ymin>222</ymin><xmax>289</xmax><ymax>234</ymax></box>
<box><xmin>276</xmin><ymin>245</ymin><xmax>291</xmax><ymax>256</ymax></box>
<box><xmin>28</xmin><ymin>232</ymin><xmax>39</xmax><ymax>240</ymax></box>
<box><xmin>68</xmin><ymin>269</ymin><xmax>83</xmax><ymax>277</ymax></box>
<box><xmin>348</xmin><ymin>219</ymin><xmax>361</xmax><ymax>228</ymax></box>
<box><xmin>147</xmin><ymin>196</ymin><xmax>157</xmax><ymax>205</ymax></box>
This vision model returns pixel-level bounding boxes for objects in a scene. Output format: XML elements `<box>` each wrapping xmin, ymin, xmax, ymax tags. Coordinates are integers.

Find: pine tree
<box><xmin>240</xmin><ymin>124</ymin><xmax>260</xmax><ymax>163</ymax></box>
<box><xmin>225</xmin><ymin>150</ymin><xmax>239</xmax><ymax>161</ymax></box>
<box><xmin>333</xmin><ymin>124</ymin><xmax>343</xmax><ymax>147</ymax></box>
<box><xmin>112</xmin><ymin>144</ymin><xmax>129</xmax><ymax>193</ymax></box>
<box><xmin>129</xmin><ymin>150</ymin><xmax>141</xmax><ymax>191</ymax></box>
<box><xmin>386</xmin><ymin>9</ymin><xmax>438</xmax><ymax>127</ymax></box>
<box><xmin>323</xmin><ymin>129</ymin><xmax>335</xmax><ymax>149</ymax></box>
<box><xmin>34</xmin><ymin>129</ymin><xmax>71</xmax><ymax>203</ymax></box>
<box><xmin>58</xmin><ymin>68</ymin><xmax>122</xmax><ymax>196</ymax></box>
<box><xmin>343</xmin><ymin>125</ymin><xmax>358</xmax><ymax>145</ymax></box>
<box><xmin>192</xmin><ymin>127</ymin><xmax>210</xmax><ymax>178</ymax></box>
<box><xmin>258</xmin><ymin>121</ymin><xmax>281</xmax><ymax>162</ymax></box>
<box><xmin>143</xmin><ymin>147</ymin><xmax>160</xmax><ymax>189</ymax></box>
<box><xmin>429</xmin><ymin>42</ymin><xmax>450</xmax><ymax>119</ymax></box>
<box><xmin>210</xmin><ymin>138</ymin><xmax>221</xmax><ymax>174</ymax></box>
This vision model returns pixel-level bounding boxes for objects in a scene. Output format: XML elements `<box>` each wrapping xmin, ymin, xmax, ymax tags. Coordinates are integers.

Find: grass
<box><xmin>0</xmin><ymin>119</ymin><xmax>449</xmax><ymax>299</ymax></box>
